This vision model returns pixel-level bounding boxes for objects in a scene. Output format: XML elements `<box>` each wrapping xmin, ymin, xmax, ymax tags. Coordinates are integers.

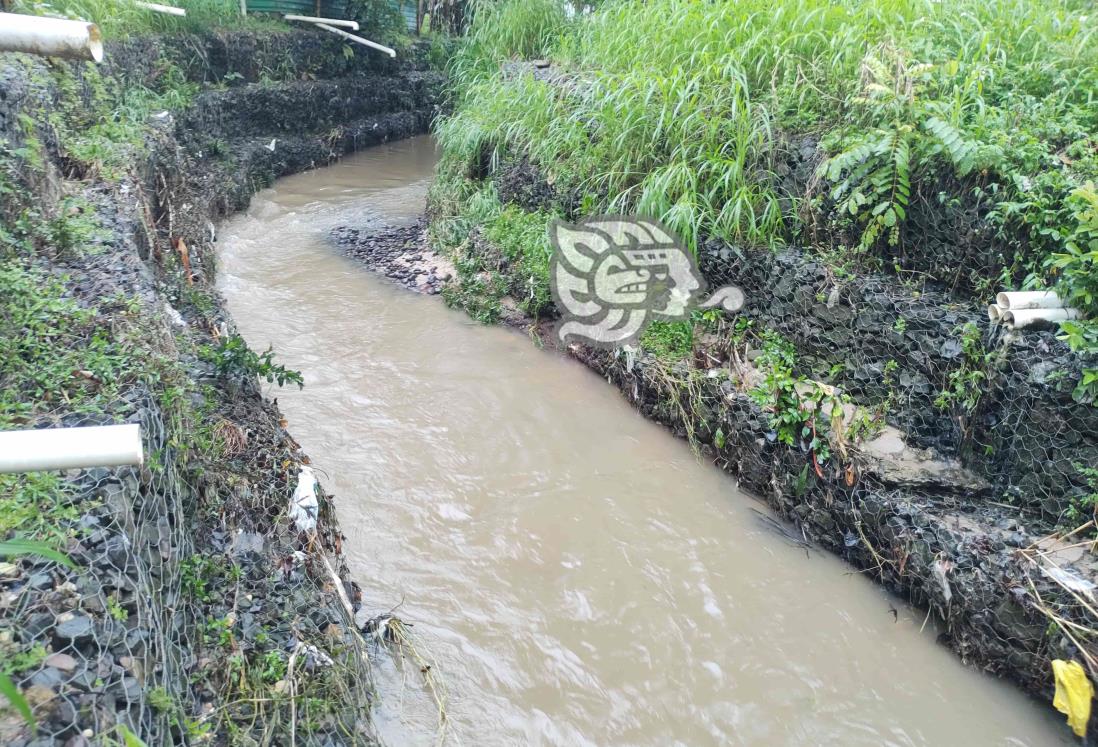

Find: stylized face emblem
<box><xmin>548</xmin><ymin>216</ymin><xmax>743</xmax><ymax>348</ymax></box>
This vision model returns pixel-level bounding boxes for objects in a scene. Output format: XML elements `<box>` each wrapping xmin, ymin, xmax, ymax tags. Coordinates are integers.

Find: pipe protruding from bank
<box><xmin>997</xmin><ymin>290</ymin><xmax>1063</xmax><ymax>310</ymax></box>
<box><xmin>313</xmin><ymin>22</ymin><xmax>396</xmax><ymax>57</ymax></box>
<box><xmin>0</xmin><ymin>424</ymin><xmax>143</xmax><ymax>473</ymax></box>
<box><xmin>991</xmin><ymin>289</ymin><xmax>1083</xmax><ymax>330</ymax></box>
<box><xmin>136</xmin><ymin>2</ymin><xmax>186</xmax><ymax>17</ymax></box>
<box><xmin>284</xmin><ymin>14</ymin><xmax>358</xmax><ymax>30</ymax></box>
<box><xmin>0</xmin><ymin>13</ymin><xmax>103</xmax><ymax>62</ymax></box>
<box><xmin>1002</xmin><ymin>307</ymin><xmax>1081</xmax><ymax>330</ymax></box>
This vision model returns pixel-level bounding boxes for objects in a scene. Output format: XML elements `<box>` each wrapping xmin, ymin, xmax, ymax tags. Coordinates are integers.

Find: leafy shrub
<box><xmin>748</xmin><ymin>330</ymin><xmax>845</xmax><ymax>465</ymax></box>
<box><xmin>200</xmin><ymin>334</ymin><xmax>303</xmax><ymax>389</ymax></box>
<box><xmin>1048</xmin><ymin>183</ymin><xmax>1098</xmax><ymax>400</ymax></box>
<box><xmin>817</xmin><ymin>46</ymin><xmax>989</xmax><ymax>253</ymax></box>
<box><xmin>345</xmin><ymin>0</ymin><xmax>410</xmax><ymax>44</ymax></box>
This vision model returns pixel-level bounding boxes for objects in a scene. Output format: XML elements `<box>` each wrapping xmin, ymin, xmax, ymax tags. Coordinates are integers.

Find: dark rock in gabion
<box><xmin>54</xmin><ymin>615</ymin><xmax>94</xmax><ymax>643</ymax></box>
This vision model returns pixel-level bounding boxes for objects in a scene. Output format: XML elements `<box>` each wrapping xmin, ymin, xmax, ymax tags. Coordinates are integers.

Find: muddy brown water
<box><xmin>218</xmin><ymin>136</ymin><xmax>1067</xmax><ymax>746</ymax></box>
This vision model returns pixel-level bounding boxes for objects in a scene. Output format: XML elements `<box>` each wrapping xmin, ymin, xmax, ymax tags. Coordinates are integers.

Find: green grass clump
<box><xmin>42</xmin><ymin>57</ymin><xmax>200</xmax><ymax>179</ymax></box>
<box><xmin>482</xmin><ymin>204</ymin><xmax>555</xmax><ymax>316</ymax></box>
<box><xmin>430</xmin><ymin>178</ymin><xmax>508</xmax><ymax>322</ymax></box>
<box><xmin>640</xmin><ymin>320</ymin><xmax>693</xmax><ymax>362</ymax></box>
<box><xmin>430</xmin><ymin>175</ymin><xmax>559</xmax><ymax>319</ymax></box>
<box><xmin>451</xmin><ymin>0</ymin><xmax>569</xmax><ymax>90</ymax></box>
<box><xmin>0</xmin><ymin>264</ymin><xmax>133</xmax><ymax>427</ymax></box>
<box><xmin>0</xmin><ymin>473</ymin><xmax>78</xmax><ymax>542</ymax></box>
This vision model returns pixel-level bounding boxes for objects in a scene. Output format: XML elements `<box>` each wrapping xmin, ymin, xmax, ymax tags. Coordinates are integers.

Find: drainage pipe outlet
<box><xmin>0</xmin><ymin>13</ymin><xmax>103</xmax><ymax>62</ymax></box>
<box><xmin>996</xmin><ymin>290</ymin><xmax>1063</xmax><ymax>310</ymax></box>
<box><xmin>1002</xmin><ymin>307</ymin><xmax>1081</xmax><ymax>330</ymax></box>
<box><xmin>0</xmin><ymin>424</ymin><xmax>143</xmax><ymax>473</ymax></box>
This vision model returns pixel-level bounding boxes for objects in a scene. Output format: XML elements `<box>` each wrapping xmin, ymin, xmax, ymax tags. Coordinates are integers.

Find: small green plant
<box><xmin>200</xmin><ymin>334</ymin><xmax>303</xmax><ymax>389</ymax></box>
<box><xmin>934</xmin><ymin>322</ymin><xmax>988</xmax><ymax>413</ymax></box>
<box><xmin>1</xmin><ymin>644</ymin><xmax>47</xmax><ymax>677</ymax></box>
<box><xmin>107</xmin><ymin>596</ymin><xmax>129</xmax><ymax>622</ymax></box>
<box><xmin>748</xmin><ymin>330</ymin><xmax>845</xmax><ymax>468</ymax></box>
<box><xmin>180</xmin><ymin>554</ymin><xmax>232</xmax><ymax>603</ymax></box>
<box><xmin>260</xmin><ymin>650</ymin><xmax>287</xmax><ymax>684</ymax></box>
<box><xmin>147</xmin><ymin>686</ymin><xmax>175</xmax><ymax>714</ymax></box>
<box><xmin>203</xmin><ymin>616</ymin><xmax>236</xmax><ymax>650</ymax></box>
<box><xmin>1065</xmin><ymin>464</ymin><xmax>1098</xmax><ymax>527</ymax></box>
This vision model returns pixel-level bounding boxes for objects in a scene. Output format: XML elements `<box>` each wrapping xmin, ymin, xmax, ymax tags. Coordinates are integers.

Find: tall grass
<box><xmin>450</xmin><ymin>0</ymin><xmax>569</xmax><ymax>90</ymax></box>
<box><xmin>437</xmin><ymin>0</ymin><xmax>1098</xmax><ymax>258</ymax></box>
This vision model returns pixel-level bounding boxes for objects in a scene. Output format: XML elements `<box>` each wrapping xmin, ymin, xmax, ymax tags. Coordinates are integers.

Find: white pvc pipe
<box><xmin>996</xmin><ymin>290</ymin><xmax>1063</xmax><ymax>310</ymax></box>
<box><xmin>0</xmin><ymin>424</ymin><xmax>143</xmax><ymax>473</ymax></box>
<box><xmin>1002</xmin><ymin>307</ymin><xmax>1080</xmax><ymax>330</ymax></box>
<box><xmin>284</xmin><ymin>14</ymin><xmax>358</xmax><ymax>30</ymax></box>
<box><xmin>313</xmin><ymin>22</ymin><xmax>396</xmax><ymax>58</ymax></box>
<box><xmin>987</xmin><ymin>304</ymin><xmax>1003</xmax><ymax>322</ymax></box>
<box><xmin>136</xmin><ymin>1</ymin><xmax>186</xmax><ymax>16</ymax></box>
<box><xmin>0</xmin><ymin>13</ymin><xmax>103</xmax><ymax>62</ymax></box>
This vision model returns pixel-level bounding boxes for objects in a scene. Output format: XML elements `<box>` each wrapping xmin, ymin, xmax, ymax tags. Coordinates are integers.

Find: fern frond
<box><xmin>923</xmin><ymin>116</ymin><xmax>977</xmax><ymax>176</ymax></box>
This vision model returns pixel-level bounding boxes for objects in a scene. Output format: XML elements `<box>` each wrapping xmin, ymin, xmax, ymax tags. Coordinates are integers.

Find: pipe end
<box><xmin>995</xmin><ymin>291</ymin><xmax>1010</xmax><ymax>309</ymax></box>
<box><xmin>87</xmin><ymin>23</ymin><xmax>103</xmax><ymax>62</ymax></box>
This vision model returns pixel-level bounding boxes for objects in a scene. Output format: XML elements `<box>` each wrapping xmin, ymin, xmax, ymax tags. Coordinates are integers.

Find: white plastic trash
<box><xmin>289</xmin><ymin>465</ymin><xmax>319</xmax><ymax>533</ymax></box>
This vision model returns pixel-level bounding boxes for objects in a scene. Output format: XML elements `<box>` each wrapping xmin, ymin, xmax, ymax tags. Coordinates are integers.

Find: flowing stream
<box><xmin>218</xmin><ymin>136</ymin><xmax>1067</xmax><ymax>746</ymax></box>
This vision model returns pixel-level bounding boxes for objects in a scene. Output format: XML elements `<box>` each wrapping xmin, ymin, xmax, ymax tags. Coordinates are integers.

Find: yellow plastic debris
<box><xmin>1052</xmin><ymin>659</ymin><xmax>1093</xmax><ymax>737</ymax></box>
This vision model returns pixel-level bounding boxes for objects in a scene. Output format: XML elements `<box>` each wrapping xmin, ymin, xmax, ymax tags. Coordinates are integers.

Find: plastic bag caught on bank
<box><xmin>289</xmin><ymin>465</ymin><xmax>319</xmax><ymax>534</ymax></box>
<box><xmin>1052</xmin><ymin>659</ymin><xmax>1093</xmax><ymax>737</ymax></box>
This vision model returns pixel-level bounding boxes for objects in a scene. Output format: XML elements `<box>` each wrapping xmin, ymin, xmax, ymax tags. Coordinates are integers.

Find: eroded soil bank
<box><xmin>1</xmin><ymin>30</ymin><xmax>439</xmax><ymax>744</ymax></box>
<box><xmin>219</xmin><ymin>137</ymin><xmax>1069</xmax><ymax>745</ymax></box>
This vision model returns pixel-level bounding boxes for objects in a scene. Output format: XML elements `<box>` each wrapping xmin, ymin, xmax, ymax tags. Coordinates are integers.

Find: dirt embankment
<box><xmin>0</xmin><ymin>29</ymin><xmax>440</xmax><ymax>746</ymax></box>
<box><xmin>335</xmin><ymin>153</ymin><xmax>1098</xmax><ymax>720</ymax></box>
